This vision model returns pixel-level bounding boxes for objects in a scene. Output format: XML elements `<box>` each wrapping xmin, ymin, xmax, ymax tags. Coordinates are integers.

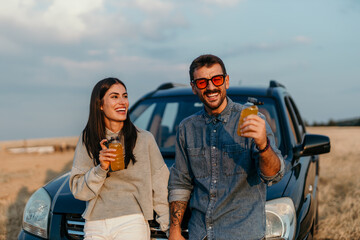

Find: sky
<box><xmin>0</xmin><ymin>0</ymin><xmax>359</xmax><ymax>141</ymax></box>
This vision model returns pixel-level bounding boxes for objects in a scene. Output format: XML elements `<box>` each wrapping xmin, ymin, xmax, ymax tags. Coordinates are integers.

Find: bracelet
<box><xmin>257</xmin><ymin>137</ymin><xmax>270</xmax><ymax>153</ymax></box>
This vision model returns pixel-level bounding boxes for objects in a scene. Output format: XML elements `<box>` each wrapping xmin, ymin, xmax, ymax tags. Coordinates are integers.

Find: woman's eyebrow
<box><xmin>109</xmin><ymin>92</ymin><xmax>127</xmax><ymax>96</ymax></box>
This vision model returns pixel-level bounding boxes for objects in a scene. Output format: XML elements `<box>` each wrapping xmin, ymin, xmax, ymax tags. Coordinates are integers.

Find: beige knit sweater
<box><xmin>69</xmin><ymin>128</ymin><xmax>170</xmax><ymax>232</ymax></box>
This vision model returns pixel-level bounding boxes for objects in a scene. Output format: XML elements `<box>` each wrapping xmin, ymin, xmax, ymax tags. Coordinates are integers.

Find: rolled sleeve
<box><xmin>169</xmin><ymin>188</ymin><xmax>192</xmax><ymax>203</ymax></box>
<box><xmin>168</xmin><ymin>161</ymin><xmax>193</xmax><ymax>202</ymax></box>
<box><xmin>259</xmin><ymin>152</ymin><xmax>285</xmax><ymax>186</ymax></box>
<box><xmin>168</xmin><ymin>124</ymin><xmax>194</xmax><ymax>202</ymax></box>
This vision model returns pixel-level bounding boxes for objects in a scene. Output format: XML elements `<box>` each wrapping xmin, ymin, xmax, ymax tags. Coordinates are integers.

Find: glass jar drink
<box><xmin>237</xmin><ymin>104</ymin><xmax>258</xmax><ymax>136</ymax></box>
<box><xmin>108</xmin><ymin>140</ymin><xmax>125</xmax><ymax>171</ymax></box>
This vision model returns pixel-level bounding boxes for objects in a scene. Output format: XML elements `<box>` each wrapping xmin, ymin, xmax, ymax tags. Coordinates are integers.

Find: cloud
<box><xmin>43</xmin><ymin>53</ymin><xmax>182</xmax><ymax>75</ymax></box>
<box><xmin>0</xmin><ymin>36</ymin><xmax>22</xmax><ymax>54</ymax></box>
<box><xmin>37</xmin><ymin>52</ymin><xmax>188</xmax><ymax>90</ymax></box>
<box><xmin>128</xmin><ymin>0</ymin><xmax>188</xmax><ymax>41</ymax></box>
<box><xmin>222</xmin><ymin>35</ymin><xmax>313</xmax><ymax>57</ymax></box>
<box><xmin>293</xmin><ymin>36</ymin><xmax>312</xmax><ymax>44</ymax></box>
<box><xmin>41</xmin><ymin>0</ymin><xmax>104</xmax><ymax>41</ymax></box>
<box><xmin>133</xmin><ymin>0</ymin><xmax>174</xmax><ymax>13</ymax></box>
<box><xmin>0</xmin><ymin>0</ymin><xmax>188</xmax><ymax>46</ymax></box>
<box><xmin>44</xmin><ymin>56</ymin><xmax>105</xmax><ymax>72</ymax></box>
<box><xmin>199</xmin><ymin>0</ymin><xmax>245</xmax><ymax>7</ymax></box>
<box><xmin>0</xmin><ymin>0</ymin><xmax>104</xmax><ymax>43</ymax></box>
<box><xmin>223</xmin><ymin>42</ymin><xmax>286</xmax><ymax>57</ymax></box>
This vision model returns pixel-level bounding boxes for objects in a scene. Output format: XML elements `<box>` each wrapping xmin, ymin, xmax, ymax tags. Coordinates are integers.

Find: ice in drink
<box><xmin>109</xmin><ymin>141</ymin><xmax>125</xmax><ymax>171</ymax></box>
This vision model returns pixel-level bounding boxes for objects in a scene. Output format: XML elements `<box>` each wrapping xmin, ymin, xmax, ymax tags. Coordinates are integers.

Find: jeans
<box><xmin>84</xmin><ymin>214</ymin><xmax>150</xmax><ymax>240</ymax></box>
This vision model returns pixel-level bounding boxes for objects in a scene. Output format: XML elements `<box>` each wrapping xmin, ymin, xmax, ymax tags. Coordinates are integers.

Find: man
<box><xmin>168</xmin><ymin>54</ymin><xmax>284</xmax><ymax>240</ymax></box>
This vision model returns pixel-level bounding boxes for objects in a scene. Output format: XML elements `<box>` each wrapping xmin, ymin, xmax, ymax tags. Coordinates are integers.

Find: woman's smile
<box><xmin>101</xmin><ymin>83</ymin><xmax>129</xmax><ymax>131</ymax></box>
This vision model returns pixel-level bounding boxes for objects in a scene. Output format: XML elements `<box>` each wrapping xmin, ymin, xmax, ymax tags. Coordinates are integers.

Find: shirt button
<box><xmin>213</xmin><ymin>130</ymin><xmax>216</xmax><ymax>133</ymax></box>
<box><xmin>212</xmin><ymin>146</ymin><xmax>216</xmax><ymax>149</ymax></box>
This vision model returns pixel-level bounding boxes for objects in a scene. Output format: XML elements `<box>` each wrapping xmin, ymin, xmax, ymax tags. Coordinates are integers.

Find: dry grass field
<box><xmin>308</xmin><ymin>127</ymin><xmax>360</xmax><ymax>239</ymax></box>
<box><xmin>0</xmin><ymin>137</ymin><xmax>78</xmax><ymax>240</ymax></box>
<box><xmin>0</xmin><ymin>127</ymin><xmax>359</xmax><ymax>240</ymax></box>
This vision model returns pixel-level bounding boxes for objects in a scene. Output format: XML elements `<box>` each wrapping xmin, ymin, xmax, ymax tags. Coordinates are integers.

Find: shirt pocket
<box><xmin>222</xmin><ymin>144</ymin><xmax>250</xmax><ymax>176</ymax></box>
<box><xmin>187</xmin><ymin>147</ymin><xmax>209</xmax><ymax>179</ymax></box>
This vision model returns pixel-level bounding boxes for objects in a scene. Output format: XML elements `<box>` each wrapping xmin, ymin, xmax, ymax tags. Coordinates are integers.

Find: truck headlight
<box><xmin>22</xmin><ymin>188</ymin><xmax>51</xmax><ymax>239</ymax></box>
<box><xmin>265</xmin><ymin>197</ymin><xmax>296</xmax><ymax>240</ymax></box>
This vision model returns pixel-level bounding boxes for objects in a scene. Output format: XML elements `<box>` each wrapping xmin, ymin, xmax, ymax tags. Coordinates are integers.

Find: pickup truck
<box><xmin>18</xmin><ymin>80</ymin><xmax>330</xmax><ymax>240</ymax></box>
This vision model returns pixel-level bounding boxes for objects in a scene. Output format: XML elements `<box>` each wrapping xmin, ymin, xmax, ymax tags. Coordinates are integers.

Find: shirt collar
<box><xmin>105</xmin><ymin>128</ymin><xmax>121</xmax><ymax>138</ymax></box>
<box><xmin>203</xmin><ymin>97</ymin><xmax>234</xmax><ymax>124</ymax></box>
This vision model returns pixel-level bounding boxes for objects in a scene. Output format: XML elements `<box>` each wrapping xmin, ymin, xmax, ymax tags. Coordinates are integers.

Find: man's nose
<box><xmin>206</xmin><ymin>79</ymin><xmax>217</xmax><ymax>90</ymax></box>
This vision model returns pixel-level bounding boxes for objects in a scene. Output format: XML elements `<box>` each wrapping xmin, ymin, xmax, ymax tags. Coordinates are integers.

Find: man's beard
<box><xmin>202</xmin><ymin>89</ymin><xmax>225</xmax><ymax>111</ymax></box>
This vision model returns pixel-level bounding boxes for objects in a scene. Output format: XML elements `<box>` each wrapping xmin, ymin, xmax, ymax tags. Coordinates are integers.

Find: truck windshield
<box><xmin>130</xmin><ymin>95</ymin><xmax>282</xmax><ymax>155</ymax></box>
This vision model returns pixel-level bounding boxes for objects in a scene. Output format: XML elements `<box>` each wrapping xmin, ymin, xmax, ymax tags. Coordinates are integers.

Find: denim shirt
<box><xmin>168</xmin><ymin>98</ymin><xmax>284</xmax><ymax>240</ymax></box>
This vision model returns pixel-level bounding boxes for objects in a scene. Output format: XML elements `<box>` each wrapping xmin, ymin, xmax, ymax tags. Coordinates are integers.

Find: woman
<box><xmin>70</xmin><ymin>77</ymin><xmax>169</xmax><ymax>240</ymax></box>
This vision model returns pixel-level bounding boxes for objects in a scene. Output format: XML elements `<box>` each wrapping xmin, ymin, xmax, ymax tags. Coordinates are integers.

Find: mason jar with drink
<box><xmin>107</xmin><ymin>137</ymin><xmax>125</xmax><ymax>171</ymax></box>
<box><xmin>237</xmin><ymin>97</ymin><xmax>260</xmax><ymax>136</ymax></box>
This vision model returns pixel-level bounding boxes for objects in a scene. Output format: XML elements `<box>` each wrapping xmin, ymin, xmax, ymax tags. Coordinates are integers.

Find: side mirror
<box><xmin>293</xmin><ymin>134</ymin><xmax>331</xmax><ymax>159</ymax></box>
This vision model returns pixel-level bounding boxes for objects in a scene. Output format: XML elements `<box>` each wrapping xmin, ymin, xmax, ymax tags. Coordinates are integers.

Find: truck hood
<box><xmin>43</xmin><ymin>172</ymin><xmax>86</xmax><ymax>214</ymax></box>
<box><xmin>43</xmin><ymin>158</ymin><xmax>292</xmax><ymax>214</ymax></box>
<box><xmin>266</xmin><ymin>170</ymin><xmax>291</xmax><ymax>200</ymax></box>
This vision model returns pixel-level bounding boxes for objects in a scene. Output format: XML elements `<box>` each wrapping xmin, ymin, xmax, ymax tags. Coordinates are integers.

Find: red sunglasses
<box><xmin>192</xmin><ymin>74</ymin><xmax>226</xmax><ymax>89</ymax></box>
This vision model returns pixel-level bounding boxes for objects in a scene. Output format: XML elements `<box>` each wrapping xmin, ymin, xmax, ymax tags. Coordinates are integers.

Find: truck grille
<box><xmin>65</xmin><ymin>214</ymin><xmax>85</xmax><ymax>240</ymax></box>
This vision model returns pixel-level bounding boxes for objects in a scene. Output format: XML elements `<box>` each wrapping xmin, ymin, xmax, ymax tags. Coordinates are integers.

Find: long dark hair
<box><xmin>82</xmin><ymin>77</ymin><xmax>138</xmax><ymax>167</ymax></box>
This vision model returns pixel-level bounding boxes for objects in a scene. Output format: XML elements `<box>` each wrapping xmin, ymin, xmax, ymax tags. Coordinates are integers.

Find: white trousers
<box><xmin>84</xmin><ymin>214</ymin><xmax>150</xmax><ymax>240</ymax></box>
